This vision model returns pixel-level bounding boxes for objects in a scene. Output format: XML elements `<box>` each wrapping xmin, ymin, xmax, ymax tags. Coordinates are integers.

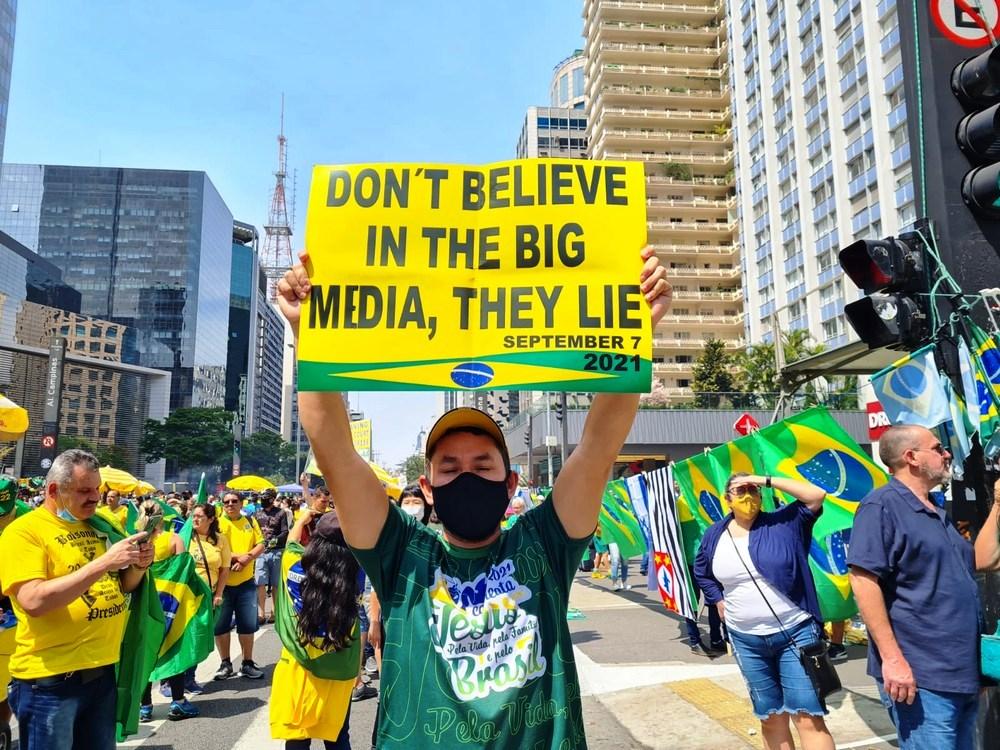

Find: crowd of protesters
<box><xmin>0</xmin><ymin>245</ymin><xmax>998</xmax><ymax>750</ymax></box>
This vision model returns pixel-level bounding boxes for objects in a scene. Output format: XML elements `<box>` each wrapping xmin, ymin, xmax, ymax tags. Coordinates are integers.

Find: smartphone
<box><xmin>138</xmin><ymin>512</ymin><xmax>163</xmax><ymax>536</ymax></box>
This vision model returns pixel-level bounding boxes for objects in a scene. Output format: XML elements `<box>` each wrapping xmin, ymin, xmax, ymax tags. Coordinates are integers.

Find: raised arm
<box><xmin>975</xmin><ymin>480</ymin><xmax>1000</xmax><ymax>571</ymax></box>
<box><xmin>552</xmin><ymin>247</ymin><xmax>671</xmax><ymax>538</ymax></box>
<box><xmin>277</xmin><ymin>253</ymin><xmax>389</xmax><ymax>549</ymax></box>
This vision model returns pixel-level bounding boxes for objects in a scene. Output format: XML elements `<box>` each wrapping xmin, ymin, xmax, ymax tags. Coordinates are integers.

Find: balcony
<box><xmin>592</xmin><ymin>19</ymin><xmax>724</xmax><ymax>48</ymax></box>
<box><xmin>847</xmin><ymin>166</ymin><xmax>877</xmax><ymax>199</ymax></box>
<box><xmin>596</xmin><ymin>40</ymin><xmax>723</xmax><ymax>65</ymax></box>
<box><xmin>656</xmin><ymin>312</ymin><xmax>744</xmax><ymax>326</ymax></box>
<box><xmin>668</xmin><ymin>266</ymin><xmax>741</xmax><ymax>280</ymax></box>
<box><xmin>593</xmin><ymin>1</ymin><xmax>722</xmax><ymax>25</ymax></box>
<box><xmin>604</xmin><ymin>150</ymin><xmax>735</xmax><ymax>171</ymax></box>
<box><xmin>845</xmin><ymin>129</ymin><xmax>874</xmax><ymax>162</ymax></box>
<box><xmin>877</xmin><ymin>0</ymin><xmax>896</xmax><ymax>21</ymax></box>
<box><xmin>648</xmin><ymin>196</ymin><xmax>735</xmax><ymax>213</ymax></box>
<box><xmin>648</xmin><ymin>218</ymin><xmax>736</xmax><ymax>236</ymax></box>
<box><xmin>818</xmin><ymin>263</ymin><xmax>840</xmax><ymax>285</ymax></box>
<box><xmin>645</xmin><ymin>174</ymin><xmax>733</xmax><ymax>190</ymax></box>
<box><xmin>890</xmin><ymin>141</ymin><xmax>911</xmax><ymax>170</ymax></box>
<box><xmin>648</xmin><ymin>242</ymin><xmax>739</xmax><ymax>257</ymax></box>
<box><xmin>673</xmin><ymin>290</ymin><xmax>743</xmax><ymax>302</ymax></box>
<box><xmin>602</xmin><ymin>128</ymin><xmax>731</xmax><ymax>145</ymax></box>
<box><xmin>596</xmin><ymin>62</ymin><xmax>725</xmax><ymax>87</ymax></box>
<box><xmin>652</xmin><ymin>336</ymin><xmax>746</xmax><ymax>349</ymax></box>
<box><xmin>600</xmin><ymin>103</ymin><xmax>729</xmax><ymax>122</ymax></box>
<box><xmin>597</xmin><ymin>83</ymin><xmax>730</xmax><ymax>108</ymax></box>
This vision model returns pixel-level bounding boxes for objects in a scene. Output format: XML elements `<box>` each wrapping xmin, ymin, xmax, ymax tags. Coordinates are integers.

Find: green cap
<box><xmin>0</xmin><ymin>476</ymin><xmax>16</xmax><ymax>515</ymax></box>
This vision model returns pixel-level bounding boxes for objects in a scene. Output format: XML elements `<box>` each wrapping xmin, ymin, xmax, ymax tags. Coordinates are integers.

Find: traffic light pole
<box><xmin>560</xmin><ymin>391</ymin><xmax>568</xmax><ymax>470</ymax></box>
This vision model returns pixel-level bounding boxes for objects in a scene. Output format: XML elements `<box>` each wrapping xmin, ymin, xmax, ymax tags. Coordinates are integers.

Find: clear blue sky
<box><xmin>5</xmin><ymin>2</ymin><xmax>584</xmax><ymax>471</ymax></box>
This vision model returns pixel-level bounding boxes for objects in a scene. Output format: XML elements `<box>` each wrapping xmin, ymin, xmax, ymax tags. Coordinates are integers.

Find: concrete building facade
<box><xmin>583</xmin><ymin>0</ymin><xmax>742</xmax><ymax>402</ymax></box>
<box><xmin>728</xmin><ymin>0</ymin><xmax>913</xmax><ymax>347</ymax></box>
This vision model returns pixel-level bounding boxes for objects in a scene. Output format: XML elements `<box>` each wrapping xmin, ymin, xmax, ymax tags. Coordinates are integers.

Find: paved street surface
<box><xmin>11</xmin><ymin>567</ymin><xmax>898</xmax><ymax>749</ymax></box>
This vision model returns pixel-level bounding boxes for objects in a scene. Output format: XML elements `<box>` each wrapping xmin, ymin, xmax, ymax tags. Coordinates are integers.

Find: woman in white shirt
<box><xmin>694</xmin><ymin>473</ymin><xmax>834</xmax><ymax>750</ymax></box>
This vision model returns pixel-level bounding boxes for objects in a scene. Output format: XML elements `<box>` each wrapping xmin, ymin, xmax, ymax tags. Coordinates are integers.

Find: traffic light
<box><xmin>554</xmin><ymin>395</ymin><xmax>564</xmax><ymax>423</ymax></box>
<box><xmin>523</xmin><ymin>430</ymin><xmax>530</xmax><ymax>446</ymax></box>
<box><xmin>952</xmin><ymin>46</ymin><xmax>1000</xmax><ymax>218</ymax></box>
<box><xmin>838</xmin><ymin>227</ymin><xmax>931</xmax><ymax>349</ymax></box>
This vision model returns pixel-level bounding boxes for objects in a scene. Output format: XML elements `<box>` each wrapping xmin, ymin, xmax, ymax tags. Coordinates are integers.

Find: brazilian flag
<box><xmin>149</xmin><ymin>515</ymin><xmax>214</xmax><ymax>682</ymax></box>
<box><xmin>275</xmin><ymin>541</ymin><xmax>360</xmax><ymax>679</ymax></box>
<box><xmin>86</xmin><ymin>512</ymin><xmax>165</xmax><ymax>742</ymax></box>
<box><xmin>673</xmin><ymin>406</ymin><xmax>889</xmax><ymax>622</ymax></box>
<box><xmin>598</xmin><ymin>479</ymin><xmax>646</xmax><ymax>559</ymax></box>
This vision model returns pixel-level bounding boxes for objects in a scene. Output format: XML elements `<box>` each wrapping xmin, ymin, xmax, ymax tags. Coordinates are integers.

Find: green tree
<box><xmin>57</xmin><ymin>436</ymin><xmax>130</xmax><ymax>468</ymax></box>
<box><xmin>141</xmin><ymin>407</ymin><xmax>234</xmax><ymax>472</ymax></box>
<box><xmin>691</xmin><ymin>337</ymin><xmax>735</xmax><ymax>407</ymax></box>
<box><xmin>398</xmin><ymin>453</ymin><xmax>425</xmax><ymax>484</ymax></box>
<box><xmin>733</xmin><ymin>330</ymin><xmax>827</xmax><ymax>407</ymax></box>
<box><xmin>662</xmin><ymin>161</ymin><xmax>693</xmax><ymax>180</ymax></box>
<box><xmin>239</xmin><ymin>430</ymin><xmax>295</xmax><ymax>479</ymax></box>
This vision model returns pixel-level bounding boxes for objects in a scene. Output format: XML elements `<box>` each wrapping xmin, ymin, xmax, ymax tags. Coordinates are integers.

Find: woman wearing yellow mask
<box><xmin>693</xmin><ymin>473</ymin><xmax>834</xmax><ymax>750</ymax></box>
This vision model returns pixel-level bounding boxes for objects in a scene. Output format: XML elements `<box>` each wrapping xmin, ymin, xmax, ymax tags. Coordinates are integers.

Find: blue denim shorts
<box><xmin>877</xmin><ymin>681</ymin><xmax>977</xmax><ymax>750</ymax></box>
<box><xmin>214</xmin><ymin>578</ymin><xmax>259</xmax><ymax>636</ymax></box>
<box><xmin>254</xmin><ymin>548</ymin><xmax>283</xmax><ymax>586</ymax></box>
<box><xmin>728</xmin><ymin>618</ymin><xmax>827</xmax><ymax>719</ymax></box>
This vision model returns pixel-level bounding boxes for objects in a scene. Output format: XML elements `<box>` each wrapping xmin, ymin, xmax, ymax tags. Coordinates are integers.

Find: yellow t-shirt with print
<box><xmin>0</xmin><ymin>508</ymin><xmax>128</xmax><ymax>679</ymax></box>
<box><xmin>219</xmin><ymin>514</ymin><xmax>262</xmax><ymax>586</ymax></box>
<box><xmin>188</xmin><ymin>532</ymin><xmax>231</xmax><ymax>591</ymax></box>
<box><xmin>153</xmin><ymin>529</ymin><xmax>175</xmax><ymax>562</ymax></box>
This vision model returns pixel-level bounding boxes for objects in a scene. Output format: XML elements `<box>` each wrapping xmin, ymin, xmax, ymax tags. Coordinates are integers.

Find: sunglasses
<box><xmin>223</xmin><ymin>499</ymin><xmax>241</xmax><ymax>505</ymax></box>
<box><xmin>915</xmin><ymin>443</ymin><xmax>948</xmax><ymax>456</ymax></box>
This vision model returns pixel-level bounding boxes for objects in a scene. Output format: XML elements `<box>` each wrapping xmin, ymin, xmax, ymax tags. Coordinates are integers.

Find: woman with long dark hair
<box><xmin>270</xmin><ymin>507</ymin><xmax>359</xmax><ymax>749</ymax></box>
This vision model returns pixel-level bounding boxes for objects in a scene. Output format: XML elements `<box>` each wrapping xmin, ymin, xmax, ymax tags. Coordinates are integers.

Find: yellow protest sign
<box><xmin>299</xmin><ymin>159</ymin><xmax>650</xmax><ymax>392</ymax></box>
<box><xmin>350</xmin><ymin>418</ymin><xmax>372</xmax><ymax>461</ymax></box>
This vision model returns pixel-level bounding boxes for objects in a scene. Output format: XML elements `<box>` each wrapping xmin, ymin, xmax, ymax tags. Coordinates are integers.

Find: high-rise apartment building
<box><xmin>729</xmin><ymin>0</ymin><xmax>913</xmax><ymax>347</ymax></box>
<box><xmin>0</xmin><ymin>164</ymin><xmax>234</xmax><ymax>411</ymax></box>
<box><xmin>583</xmin><ymin>0</ymin><xmax>742</xmax><ymax>400</ymax></box>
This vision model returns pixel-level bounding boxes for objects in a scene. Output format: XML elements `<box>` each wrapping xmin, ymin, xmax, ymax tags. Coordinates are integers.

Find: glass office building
<box><xmin>0</xmin><ymin>230</ymin><xmax>170</xmax><ymax>481</ymax></box>
<box><xmin>0</xmin><ymin>164</ymin><xmax>234</xmax><ymax>411</ymax></box>
<box><xmin>0</xmin><ymin>1</ymin><xmax>15</xmax><ymax>165</ymax></box>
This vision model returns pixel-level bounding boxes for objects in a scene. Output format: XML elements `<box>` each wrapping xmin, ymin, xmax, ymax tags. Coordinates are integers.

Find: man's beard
<box><xmin>919</xmin><ymin>461</ymin><xmax>952</xmax><ymax>488</ymax></box>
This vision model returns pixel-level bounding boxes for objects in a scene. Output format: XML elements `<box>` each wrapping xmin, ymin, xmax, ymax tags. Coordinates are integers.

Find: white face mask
<box><xmin>402</xmin><ymin>504</ymin><xmax>424</xmax><ymax>518</ymax></box>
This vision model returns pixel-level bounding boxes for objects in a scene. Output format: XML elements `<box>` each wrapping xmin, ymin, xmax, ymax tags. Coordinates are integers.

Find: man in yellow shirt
<box><xmin>214</xmin><ymin>491</ymin><xmax>266</xmax><ymax>680</ymax></box>
<box><xmin>0</xmin><ymin>476</ymin><xmax>29</xmax><ymax>750</ymax></box>
<box><xmin>0</xmin><ymin>450</ymin><xmax>152</xmax><ymax>750</ymax></box>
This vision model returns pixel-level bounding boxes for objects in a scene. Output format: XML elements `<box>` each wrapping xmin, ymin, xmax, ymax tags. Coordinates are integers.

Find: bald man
<box><xmin>848</xmin><ymin>424</ymin><xmax>979</xmax><ymax>750</ymax></box>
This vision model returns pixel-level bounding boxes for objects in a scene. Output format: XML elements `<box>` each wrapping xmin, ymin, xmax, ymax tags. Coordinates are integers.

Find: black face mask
<box><xmin>431</xmin><ymin>472</ymin><xmax>510</xmax><ymax>543</ymax></box>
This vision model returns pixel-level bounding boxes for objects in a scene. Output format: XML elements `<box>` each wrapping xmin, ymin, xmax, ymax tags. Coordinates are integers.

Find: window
<box><xmin>559</xmin><ymin>74</ymin><xmax>569</xmax><ymax>103</ymax></box>
<box><xmin>572</xmin><ymin>67</ymin><xmax>584</xmax><ymax>99</ymax></box>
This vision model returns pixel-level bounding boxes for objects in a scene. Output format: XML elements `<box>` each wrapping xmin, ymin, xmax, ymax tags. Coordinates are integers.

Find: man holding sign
<box><xmin>277</xmin><ymin>159</ymin><xmax>670</xmax><ymax>748</ymax></box>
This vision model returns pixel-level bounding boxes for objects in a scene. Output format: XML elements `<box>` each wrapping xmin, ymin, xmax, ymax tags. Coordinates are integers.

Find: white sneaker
<box><xmin>623</xmin><ymin>584</ymin><xmax>632</xmax><ymax>591</ymax></box>
<box><xmin>613</xmin><ymin>582</ymin><xmax>623</xmax><ymax>591</ymax></box>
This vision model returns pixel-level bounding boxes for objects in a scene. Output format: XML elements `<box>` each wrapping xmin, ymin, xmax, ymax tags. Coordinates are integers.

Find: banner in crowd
<box><xmin>642</xmin><ymin>467</ymin><xmax>697</xmax><ymax>620</ymax></box>
<box><xmin>672</xmin><ymin>407</ymin><xmax>888</xmax><ymax>621</ymax></box>
<box><xmin>299</xmin><ymin>159</ymin><xmax>651</xmax><ymax>393</ymax></box>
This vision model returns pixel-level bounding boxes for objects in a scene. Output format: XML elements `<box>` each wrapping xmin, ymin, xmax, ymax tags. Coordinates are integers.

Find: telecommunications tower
<box><xmin>262</xmin><ymin>96</ymin><xmax>293</xmax><ymax>297</ymax></box>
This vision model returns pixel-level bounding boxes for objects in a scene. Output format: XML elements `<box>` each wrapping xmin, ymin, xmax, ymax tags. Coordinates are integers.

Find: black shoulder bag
<box><xmin>725</xmin><ymin>527</ymin><xmax>842</xmax><ymax>707</ymax></box>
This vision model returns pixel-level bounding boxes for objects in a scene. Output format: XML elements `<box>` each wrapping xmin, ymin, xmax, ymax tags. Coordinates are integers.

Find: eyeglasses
<box><xmin>914</xmin><ymin>443</ymin><xmax>948</xmax><ymax>456</ymax></box>
<box><xmin>223</xmin><ymin>499</ymin><xmax>241</xmax><ymax>505</ymax></box>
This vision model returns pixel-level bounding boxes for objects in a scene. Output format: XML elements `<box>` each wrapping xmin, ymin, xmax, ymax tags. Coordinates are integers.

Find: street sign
<box><xmin>866</xmin><ymin>401</ymin><xmax>891</xmax><ymax>441</ymax></box>
<box><xmin>41</xmin><ymin>435</ymin><xmax>54</xmax><ymax>449</ymax></box>
<box><xmin>40</xmin><ymin>458</ymin><xmax>51</xmax><ymax>470</ymax></box>
<box><xmin>930</xmin><ymin>0</ymin><xmax>1000</xmax><ymax>48</ymax></box>
<box><xmin>733</xmin><ymin>413</ymin><xmax>760</xmax><ymax>436</ymax></box>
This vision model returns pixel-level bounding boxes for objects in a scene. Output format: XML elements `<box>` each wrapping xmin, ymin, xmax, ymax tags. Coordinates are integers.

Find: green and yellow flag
<box><xmin>149</xmin><ymin>509</ymin><xmax>214</xmax><ymax>682</ymax></box>
<box><xmin>598</xmin><ymin>479</ymin><xmax>646</xmax><ymax>559</ymax></box>
<box><xmin>673</xmin><ymin>407</ymin><xmax>888</xmax><ymax>621</ymax></box>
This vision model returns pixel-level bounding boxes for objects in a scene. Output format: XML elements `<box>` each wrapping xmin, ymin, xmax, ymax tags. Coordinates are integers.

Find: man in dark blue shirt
<box><xmin>848</xmin><ymin>424</ymin><xmax>980</xmax><ymax>750</ymax></box>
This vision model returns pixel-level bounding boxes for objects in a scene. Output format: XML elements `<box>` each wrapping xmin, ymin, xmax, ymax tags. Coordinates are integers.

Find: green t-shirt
<box><xmin>352</xmin><ymin>497</ymin><xmax>592</xmax><ymax>749</ymax></box>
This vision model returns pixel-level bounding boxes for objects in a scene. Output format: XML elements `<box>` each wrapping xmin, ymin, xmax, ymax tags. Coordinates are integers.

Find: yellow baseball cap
<box><xmin>425</xmin><ymin>407</ymin><xmax>509</xmax><ymax>467</ymax></box>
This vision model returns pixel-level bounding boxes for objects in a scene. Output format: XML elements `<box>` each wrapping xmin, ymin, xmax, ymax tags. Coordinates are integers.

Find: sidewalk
<box><xmin>569</xmin><ymin>572</ymin><xmax>898</xmax><ymax>750</ymax></box>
